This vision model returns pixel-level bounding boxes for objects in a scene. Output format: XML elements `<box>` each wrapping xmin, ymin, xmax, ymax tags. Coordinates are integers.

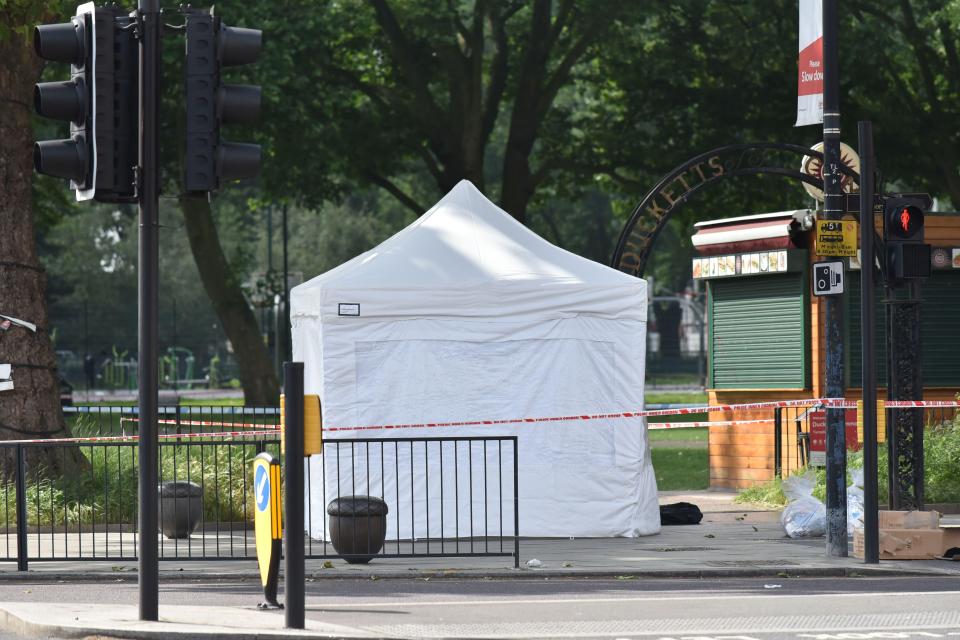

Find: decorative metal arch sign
<box><xmin>611</xmin><ymin>142</ymin><xmax>860</xmax><ymax>277</ymax></box>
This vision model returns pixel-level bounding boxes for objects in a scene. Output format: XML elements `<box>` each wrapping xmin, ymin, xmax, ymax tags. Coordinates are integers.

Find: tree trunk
<box><xmin>0</xmin><ymin>29</ymin><xmax>87</xmax><ymax>476</ymax></box>
<box><xmin>180</xmin><ymin>197</ymin><xmax>279</xmax><ymax>405</ymax></box>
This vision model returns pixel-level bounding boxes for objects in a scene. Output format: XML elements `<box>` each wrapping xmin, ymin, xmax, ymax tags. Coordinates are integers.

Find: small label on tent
<box><xmin>338</xmin><ymin>303</ymin><xmax>360</xmax><ymax>317</ymax></box>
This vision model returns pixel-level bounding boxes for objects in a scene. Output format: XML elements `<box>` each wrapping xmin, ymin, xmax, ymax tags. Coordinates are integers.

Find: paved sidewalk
<box><xmin>0</xmin><ymin>490</ymin><xmax>958</xmax><ymax>639</ymax></box>
<box><xmin>1</xmin><ymin>490</ymin><xmax>957</xmax><ymax>581</ymax></box>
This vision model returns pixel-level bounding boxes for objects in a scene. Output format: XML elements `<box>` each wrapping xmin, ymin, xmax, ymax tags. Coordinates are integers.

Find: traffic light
<box><xmin>184</xmin><ymin>10</ymin><xmax>262</xmax><ymax>192</ymax></box>
<box><xmin>33</xmin><ymin>5</ymin><xmax>94</xmax><ymax>199</ymax></box>
<box><xmin>884</xmin><ymin>196</ymin><xmax>930</xmax><ymax>281</ymax></box>
<box><xmin>34</xmin><ymin>5</ymin><xmax>138</xmax><ymax>202</ymax></box>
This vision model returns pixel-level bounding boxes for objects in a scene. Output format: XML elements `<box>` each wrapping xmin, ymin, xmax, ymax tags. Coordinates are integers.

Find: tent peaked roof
<box><xmin>291</xmin><ymin>180</ymin><xmax>646</xmax><ymax>320</ymax></box>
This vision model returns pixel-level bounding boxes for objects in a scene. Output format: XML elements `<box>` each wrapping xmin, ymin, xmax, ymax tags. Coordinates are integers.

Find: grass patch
<box><xmin>652</xmin><ymin>448</ymin><xmax>708</xmax><ymax>490</ymax></box>
<box><xmin>73</xmin><ymin>400</ymin><xmax>136</xmax><ymax>407</ymax></box>
<box><xmin>646</xmin><ymin>392</ymin><xmax>708</xmax><ymax>405</ymax></box>
<box><xmin>648</xmin><ymin>413</ymin><xmax>708</xmax><ymax>427</ymax></box>
<box><xmin>648</xmin><ymin>427</ymin><xmax>707</xmax><ymax>443</ymax></box>
<box><xmin>74</xmin><ymin>397</ymin><xmax>248</xmax><ymax>407</ymax></box>
<box><xmin>178</xmin><ymin>397</ymin><xmax>246</xmax><ymax>407</ymax></box>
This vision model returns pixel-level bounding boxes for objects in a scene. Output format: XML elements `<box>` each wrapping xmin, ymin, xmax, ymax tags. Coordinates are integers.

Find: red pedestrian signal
<box><xmin>883</xmin><ymin>197</ymin><xmax>929</xmax><ymax>280</ymax></box>
<box><xmin>891</xmin><ymin>205</ymin><xmax>923</xmax><ymax>239</ymax></box>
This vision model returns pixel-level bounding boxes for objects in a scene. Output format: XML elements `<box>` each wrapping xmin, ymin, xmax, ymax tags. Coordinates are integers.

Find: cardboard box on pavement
<box><xmin>853</xmin><ymin>528</ymin><xmax>946</xmax><ymax>560</ymax></box>
<box><xmin>878</xmin><ymin>510</ymin><xmax>941</xmax><ymax>529</ymax></box>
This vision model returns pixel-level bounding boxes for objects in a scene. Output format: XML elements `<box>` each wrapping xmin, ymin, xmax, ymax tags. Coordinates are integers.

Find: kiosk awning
<box><xmin>692</xmin><ymin>210</ymin><xmax>812</xmax><ymax>255</ymax></box>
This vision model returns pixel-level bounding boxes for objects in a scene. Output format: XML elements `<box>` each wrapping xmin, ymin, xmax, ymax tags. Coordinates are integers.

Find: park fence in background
<box><xmin>0</xmin><ymin>406</ymin><xmax>519</xmax><ymax>570</ymax></box>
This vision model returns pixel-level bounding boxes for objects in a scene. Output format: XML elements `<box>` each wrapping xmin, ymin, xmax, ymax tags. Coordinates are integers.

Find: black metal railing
<box><xmin>0</xmin><ymin>406</ymin><xmax>519</xmax><ymax>569</ymax></box>
<box><xmin>63</xmin><ymin>404</ymin><xmax>280</xmax><ymax>436</ymax></box>
<box><xmin>304</xmin><ymin>438</ymin><xmax>519</xmax><ymax>564</ymax></box>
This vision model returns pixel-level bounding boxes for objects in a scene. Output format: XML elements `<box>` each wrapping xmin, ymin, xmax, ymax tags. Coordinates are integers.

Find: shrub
<box><xmin>737</xmin><ymin>414</ymin><xmax>960</xmax><ymax>507</ymax></box>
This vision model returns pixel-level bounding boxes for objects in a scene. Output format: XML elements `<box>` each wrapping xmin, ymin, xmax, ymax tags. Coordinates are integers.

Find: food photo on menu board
<box><xmin>954</xmin><ymin>248</ymin><xmax>960</xmax><ymax>268</ymax></box>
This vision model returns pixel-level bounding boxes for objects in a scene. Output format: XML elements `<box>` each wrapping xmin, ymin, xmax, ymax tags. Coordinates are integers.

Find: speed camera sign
<box><xmin>812</xmin><ymin>260</ymin><xmax>844</xmax><ymax>296</ymax></box>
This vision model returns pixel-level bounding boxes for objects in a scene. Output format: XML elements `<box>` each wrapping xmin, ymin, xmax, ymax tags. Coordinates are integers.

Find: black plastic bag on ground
<box><xmin>659</xmin><ymin>502</ymin><xmax>703</xmax><ymax>525</ymax></box>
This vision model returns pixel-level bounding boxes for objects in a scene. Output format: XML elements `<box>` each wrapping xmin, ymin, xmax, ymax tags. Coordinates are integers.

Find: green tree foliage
<box><xmin>846</xmin><ymin>0</ymin><xmax>960</xmax><ymax>204</ymax></box>
<box><xmin>28</xmin><ymin>0</ymin><xmax>960</xmax><ymax>408</ymax></box>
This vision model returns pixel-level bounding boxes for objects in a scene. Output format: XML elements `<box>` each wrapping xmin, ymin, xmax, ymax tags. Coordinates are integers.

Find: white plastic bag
<box><xmin>846</xmin><ymin>468</ymin><xmax>865</xmax><ymax>535</ymax></box>
<box><xmin>780</xmin><ymin>470</ymin><xmax>826</xmax><ymax>538</ymax></box>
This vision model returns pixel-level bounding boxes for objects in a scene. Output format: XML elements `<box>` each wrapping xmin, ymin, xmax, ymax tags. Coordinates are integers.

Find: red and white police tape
<box><xmin>1</xmin><ymin>430</ymin><xmax>278</xmax><ymax>445</ymax></box>
<box><xmin>8</xmin><ymin>397</ymin><xmax>957</xmax><ymax>444</ymax></box>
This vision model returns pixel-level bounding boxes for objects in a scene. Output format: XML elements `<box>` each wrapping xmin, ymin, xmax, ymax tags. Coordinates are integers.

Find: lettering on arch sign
<box><xmin>611</xmin><ymin>143</ymin><xmax>858</xmax><ymax>278</ymax></box>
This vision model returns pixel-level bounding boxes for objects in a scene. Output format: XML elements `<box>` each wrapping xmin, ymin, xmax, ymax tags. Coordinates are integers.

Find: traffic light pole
<box><xmin>888</xmin><ymin>286</ymin><xmax>925</xmax><ymax>510</ymax></box>
<box><xmin>822</xmin><ymin>0</ymin><xmax>848</xmax><ymax>556</ymax></box>
<box><xmin>858</xmin><ymin>121</ymin><xmax>879</xmax><ymax>564</ymax></box>
<box><xmin>137</xmin><ymin>0</ymin><xmax>161</xmax><ymax>622</ymax></box>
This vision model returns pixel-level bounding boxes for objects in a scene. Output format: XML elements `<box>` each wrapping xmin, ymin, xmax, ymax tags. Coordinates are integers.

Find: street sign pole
<box><xmin>858</xmin><ymin>121</ymin><xmax>879</xmax><ymax>564</ymax></box>
<box><xmin>137</xmin><ymin>0</ymin><xmax>161</xmax><ymax>621</ymax></box>
<box><xmin>822</xmin><ymin>0</ymin><xmax>848</xmax><ymax>556</ymax></box>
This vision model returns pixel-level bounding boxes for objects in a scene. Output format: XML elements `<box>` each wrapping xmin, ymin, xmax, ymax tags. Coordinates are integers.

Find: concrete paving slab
<box><xmin>0</xmin><ymin>492</ymin><xmax>956</xmax><ymax>582</ymax></box>
<box><xmin>0</xmin><ymin>601</ymin><xmax>378</xmax><ymax>639</ymax></box>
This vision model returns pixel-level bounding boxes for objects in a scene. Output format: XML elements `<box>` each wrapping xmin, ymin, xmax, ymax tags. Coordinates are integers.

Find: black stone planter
<box><xmin>158</xmin><ymin>481</ymin><xmax>203</xmax><ymax>539</ymax></box>
<box><xmin>327</xmin><ymin>495</ymin><xmax>388</xmax><ymax>564</ymax></box>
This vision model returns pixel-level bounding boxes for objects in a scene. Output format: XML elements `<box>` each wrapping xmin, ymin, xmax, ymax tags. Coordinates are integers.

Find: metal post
<box><xmin>512</xmin><ymin>437</ymin><xmax>520</xmax><ymax>569</ymax></box>
<box><xmin>697</xmin><ymin>291</ymin><xmax>706</xmax><ymax>389</ymax></box>
<box><xmin>172</xmin><ymin>297</ymin><xmax>178</xmax><ymax>390</ymax></box>
<box><xmin>83</xmin><ymin>300</ymin><xmax>89</xmax><ymax>397</ymax></box>
<box><xmin>137</xmin><ymin>0</ymin><xmax>161</xmax><ymax>621</ymax></box>
<box><xmin>282</xmin><ymin>203</ymin><xmax>291</xmax><ymax>363</ymax></box>
<box><xmin>858</xmin><ymin>121</ymin><xmax>879</xmax><ymax>564</ymax></box>
<box><xmin>773</xmin><ymin>408</ymin><xmax>782</xmax><ymax>478</ymax></box>
<box><xmin>822</xmin><ymin>0</ymin><xmax>847</xmax><ymax>556</ymax></box>
<box><xmin>283</xmin><ymin>362</ymin><xmax>305</xmax><ymax>629</ymax></box>
<box><xmin>15</xmin><ymin>445</ymin><xmax>27</xmax><ymax>572</ymax></box>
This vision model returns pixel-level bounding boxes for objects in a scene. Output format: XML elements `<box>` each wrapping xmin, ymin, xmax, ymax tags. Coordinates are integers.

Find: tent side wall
<box><xmin>293</xmin><ymin>312</ymin><xmax>657</xmax><ymax>539</ymax></box>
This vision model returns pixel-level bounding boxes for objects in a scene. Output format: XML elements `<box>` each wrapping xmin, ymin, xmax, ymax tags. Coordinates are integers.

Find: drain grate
<box><xmin>650</xmin><ymin>546</ymin><xmax>720</xmax><ymax>552</ymax></box>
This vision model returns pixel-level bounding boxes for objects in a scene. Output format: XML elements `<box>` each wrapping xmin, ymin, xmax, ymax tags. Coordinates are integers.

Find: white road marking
<box><xmin>311</xmin><ymin>590</ymin><xmax>960</xmax><ymax>609</ymax></box>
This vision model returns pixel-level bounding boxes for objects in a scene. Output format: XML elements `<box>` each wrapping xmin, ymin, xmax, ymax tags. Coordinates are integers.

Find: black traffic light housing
<box><xmin>33</xmin><ymin>5</ymin><xmax>138</xmax><ymax>202</ymax></box>
<box><xmin>34</xmin><ymin>9</ymin><xmax>93</xmax><ymax>196</ymax></box>
<box><xmin>184</xmin><ymin>9</ymin><xmax>262</xmax><ymax>193</ymax></box>
<box><xmin>884</xmin><ymin>196</ymin><xmax>931</xmax><ymax>281</ymax></box>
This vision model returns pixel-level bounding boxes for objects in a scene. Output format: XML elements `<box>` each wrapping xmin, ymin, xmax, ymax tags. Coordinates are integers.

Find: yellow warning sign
<box><xmin>816</xmin><ymin>219</ymin><xmax>858</xmax><ymax>257</ymax></box>
<box><xmin>280</xmin><ymin>393</ymin><xmax>323</xmax><ymax>456</ymax></box>
<box><xmin>253</xmin><ymin>452</ymin><xmax>282</xmax><ymax>608</ymax></box>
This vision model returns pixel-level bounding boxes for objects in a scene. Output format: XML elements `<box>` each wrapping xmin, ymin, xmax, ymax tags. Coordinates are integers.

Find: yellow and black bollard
<box><xmin>253</xmin><ymin>452</ymin><xmax>283</xmax><ymax>609</ymax></box>
<box><xmin>258</xmin><ymin>364</ymin><xmax>319</xmax><ymax>625</ymax></box>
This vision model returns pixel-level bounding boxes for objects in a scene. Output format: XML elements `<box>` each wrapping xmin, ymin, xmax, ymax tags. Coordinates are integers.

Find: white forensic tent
<box><xmin>290</xmin><ymin>180</ymin><xmax>659</xmax><ymax>539</ymax></box>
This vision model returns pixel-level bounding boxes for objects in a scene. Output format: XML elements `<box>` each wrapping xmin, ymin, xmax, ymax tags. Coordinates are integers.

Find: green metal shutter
<box><xmin>845</xmin><ymin>279</ymin><xmax>887</xmax><ymax>387</ymax></box>
<box><xmin>923</xmin><ymin>273</ymin><xmax>960</xmax><ymax>386</ymax></box>
<box><xmin>710</xmin><ymin>274</ymin><xmax>807</xmax><ymax>389</ymax></box>
<box><xmin>848</xmin><ymin>271</ymin><xmax>960</xmax><ymax>387</ymax></box>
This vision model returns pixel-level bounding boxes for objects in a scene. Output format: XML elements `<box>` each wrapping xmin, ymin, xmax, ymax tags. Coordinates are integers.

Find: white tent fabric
<box><xmin>291</xmin><ymin>180</ymin><xmax>658</xmax><ymax>539</ymax></box>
